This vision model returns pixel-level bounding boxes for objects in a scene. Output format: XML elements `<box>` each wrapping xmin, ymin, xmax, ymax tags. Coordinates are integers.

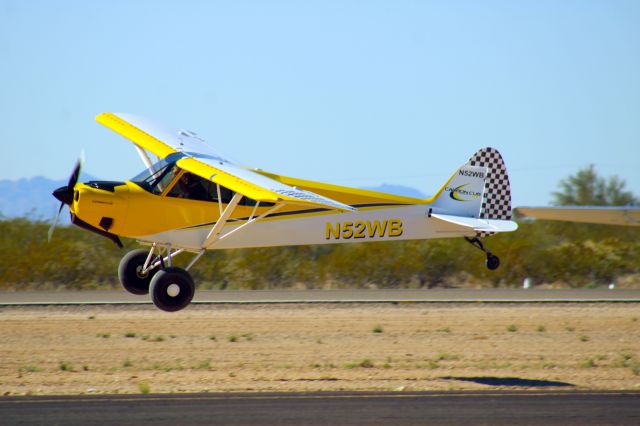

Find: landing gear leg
<box><xmin>465</xmin><ymin>237</ymin><xmax>500</xmax><ymax>270</ymax></box>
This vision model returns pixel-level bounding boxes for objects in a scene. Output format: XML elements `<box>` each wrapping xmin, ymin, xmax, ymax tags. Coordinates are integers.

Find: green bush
<box><xmin>1</xmin><ymin>218</ymin><xmax>639</xmax><ymax>290</ymax></box>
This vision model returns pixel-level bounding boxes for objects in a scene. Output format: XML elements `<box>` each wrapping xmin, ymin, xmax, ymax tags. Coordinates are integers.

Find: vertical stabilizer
<box><xmin>468</xmin><ymin>147</ymin><xmax>512</xmax><ymax>221</ymax></box>
<box><xmin>431</xmin><ymin>147</ymin><xmax>512</xmax><ymax>221</ymax></box>
<box><xmin>431</xmin><ymin>164</ymin><xmax>488</xmax><ymax>218</ymax></box>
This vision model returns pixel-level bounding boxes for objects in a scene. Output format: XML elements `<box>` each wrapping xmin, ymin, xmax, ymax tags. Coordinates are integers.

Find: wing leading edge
<box><xmin>96</xmin><ymin>112</ymin><xmax>355</xmax><ymax>212</ymax></box>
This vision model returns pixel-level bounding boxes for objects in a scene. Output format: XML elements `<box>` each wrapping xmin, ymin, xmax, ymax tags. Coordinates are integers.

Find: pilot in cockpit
<box><xmin>175</xmin><ymin>172</ymin><xmax>208</xmax><ymax>201</ymax></box>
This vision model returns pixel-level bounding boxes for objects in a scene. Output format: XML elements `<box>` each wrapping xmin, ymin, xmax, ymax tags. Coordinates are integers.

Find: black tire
<box><xmin>118</xmin><ymin>249</ymin><xmax>158</xmax><ymax>295</ymax></box>
<box><xmin>486</xmin><ymin>254</ymin><xmax>500</xmax><ymax>270</ymax></box>
<box><xmin>149</xmin><ymin>267</ymin><xmax>195</xmax><ymax>312</ymax></box>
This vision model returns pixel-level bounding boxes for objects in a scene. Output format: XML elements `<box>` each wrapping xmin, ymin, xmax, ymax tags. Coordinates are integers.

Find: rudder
<box><xmin>467</xmin><ymin>147</ymin><xmax>512</xmax><ymax>221</ymax></box>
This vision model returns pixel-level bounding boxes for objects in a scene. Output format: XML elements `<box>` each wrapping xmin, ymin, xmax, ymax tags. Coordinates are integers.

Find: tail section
<box><xmin>431</xmin><ymin>147</ymin><xmax>515</xmax><ymax>268</ymax></box>
<box><xmin>468</xmin><ymin>147</ymin><xmax>512</xmax><ymax>221</ymax></box>
<box><xmin>431</xmin><ymin>147</ymin><xmax>512</xmax><ymax>221</ymax></box>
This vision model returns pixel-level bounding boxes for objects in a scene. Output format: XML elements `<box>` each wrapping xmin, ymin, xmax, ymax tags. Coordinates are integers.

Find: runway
<box><xmin>1</xmin><ymin>391</ymin><xmax>639</xmax><ymax>425</ymax></box>
<box><xmin>2</xmin><ymin>290</ymin><xmax>639</xmax><ymax>425</ymax></box>
<box><xmin>1</xmin><ymin>288</ymin><xmax>640</xmax><ymax>306</ymax></box>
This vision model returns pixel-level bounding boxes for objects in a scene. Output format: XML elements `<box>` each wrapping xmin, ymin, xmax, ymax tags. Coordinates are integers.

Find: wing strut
<box><xmin>200</xmin><ymin>197</ymin><xmax>285</xmax><ymax>251</ymax></box>
<box><xmin>134</xmin><ymin>145</ymin><xmax>154</xmax><ymax>172</ymax></box>
<box><xmin>217</xmin><ymin>202</ymin><xmax>284</xmax><ymax>243</ymax></box>
<box><xmin>183</xmin><ymin>201</ymin><xmax>283</xmax><ymax>270</ymax></box>
<box><xmin>201</xmin><ymin>192</ymin><xmax>244</xmax><ymax>249</ymax></box>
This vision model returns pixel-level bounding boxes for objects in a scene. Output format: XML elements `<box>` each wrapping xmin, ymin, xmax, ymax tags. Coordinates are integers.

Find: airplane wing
<box><xmin>96</xmin><ymin>112</ymin><xmax>356</xmax><ymax>212</ymax></box>
<box><xmin>431</xmin><ymin>213</ymin><xmax>518</xmax><ymax>233</ymax></box>
<box><xmin>515</xmin><ymin>206</ymin><xmax>640</xmax><ymax>227</ymax></box>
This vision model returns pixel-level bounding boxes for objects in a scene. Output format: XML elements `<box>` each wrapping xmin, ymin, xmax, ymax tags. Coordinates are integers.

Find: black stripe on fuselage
<box><xmin>180</xmin><ymin>202</ymin><xmax>411</xmax><ymax>230</ymax></box>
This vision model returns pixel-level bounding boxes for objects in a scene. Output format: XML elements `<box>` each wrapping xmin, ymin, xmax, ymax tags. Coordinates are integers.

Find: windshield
<box><xmin>129</xmin><ymin>153</ymin><xmax>272</xmax><ymax>206</ymax></box>
<box><xmin>131</xmin><ymin>157</ymin><xmax>180</xmax><ymax>195</ymax></box>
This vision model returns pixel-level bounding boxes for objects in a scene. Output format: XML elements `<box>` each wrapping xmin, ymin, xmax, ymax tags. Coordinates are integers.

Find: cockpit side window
<box><xmin>167</xmin><ymin>172</ymin><xmax>219</xmax><ymax>202</ymax></box>
<box><xmin>165</xmin><ymin>173</ymin><xmax>264</xmax><ymax>205</ymax></box>
<box><xmin>131</xmin><ymin>161</ymin><xmax>179</xmax><ymax>195</ymax></box>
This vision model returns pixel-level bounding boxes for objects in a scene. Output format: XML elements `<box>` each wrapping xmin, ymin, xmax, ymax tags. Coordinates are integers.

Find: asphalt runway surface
<box><xmin>1</xmin><ymin>288</ymin><xmax>640</xmax><ymax>305</ymax></box>
<box><xmin>1</xmin><ymin>391</ymin><xmax>639</xmax><ymax>425</ymax></box>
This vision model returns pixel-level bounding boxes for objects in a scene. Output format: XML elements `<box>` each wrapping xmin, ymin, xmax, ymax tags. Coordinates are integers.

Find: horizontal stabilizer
<box><xmin>516</xmin><ymin>206</ymin><xmax>640</xmax><ymax>227</ymax></box>
<box><xmin>431</xmin><ymin>213</ymin><xmax>518</xmax><ymax>233</ymax></box>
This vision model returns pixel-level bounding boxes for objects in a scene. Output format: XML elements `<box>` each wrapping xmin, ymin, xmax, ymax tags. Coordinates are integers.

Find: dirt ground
<box><xmin>1</xmin><ymin>303</ymin><xmax>639</xmax><ymax>395</ymax></box>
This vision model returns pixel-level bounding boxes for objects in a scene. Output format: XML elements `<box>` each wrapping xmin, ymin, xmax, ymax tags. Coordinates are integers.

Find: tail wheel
<box><xmin>465</xmin><ymin>237</ymin><xmax>501</xmax><ymax>271</ymax></box>
<box><xmin>150</xmin><ymin>267</ymin><xmax>195</xmax><ymax>312</ymax></box>
<box><xmin>486</xmin><ymin>254</ymin><xmax>500</xmax><ymax>270</ymax></box>
<box><xmin>118</xmin><ymin>249</ymin><xmax>159</xmax><ymax>295</ymax></box>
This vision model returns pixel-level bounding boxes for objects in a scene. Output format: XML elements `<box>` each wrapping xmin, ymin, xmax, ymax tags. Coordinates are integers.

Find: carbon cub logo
<box><xmin>447</xmin><ymin>184</ymin><xmax>482</xmax><ymax>202</ymax></box>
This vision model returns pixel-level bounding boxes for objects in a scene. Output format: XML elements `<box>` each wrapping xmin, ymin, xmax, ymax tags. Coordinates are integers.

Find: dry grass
<box><xmin>1</xmin><ymin>303</ymin><xmax>639</xmax><ymax>395</ymax></box>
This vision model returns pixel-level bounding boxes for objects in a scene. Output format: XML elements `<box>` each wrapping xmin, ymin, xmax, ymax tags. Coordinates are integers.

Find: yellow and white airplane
<box><xmin>51</xmin><ymin>113</ymin><xmax>518</xmax><ymax>311</ymax></box>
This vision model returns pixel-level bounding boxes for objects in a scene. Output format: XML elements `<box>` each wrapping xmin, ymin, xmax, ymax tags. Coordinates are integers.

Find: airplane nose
<box><xmin>53</xmin><ymin>185</ymin><xmax>74</xmax><ymax>205</ymax></box>
<box><xmin>52</xmin><ymin>158</ymin><xmax>82</xmax><ymax>206</ymax></box>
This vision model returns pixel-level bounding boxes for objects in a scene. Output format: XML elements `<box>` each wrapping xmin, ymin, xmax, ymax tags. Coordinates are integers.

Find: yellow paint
<box><xmin>97</xmin><ymin>113</ymin><xmax>354</xmax><ymax>211</ymax></box>
<box><xmin>256</xmin><ymin>169</ymin><xmax>428</xmax><ymax>205</ymax></box>
<box><xmin>176</xmin><ymin>157</ymin><xmax>280</xmax><ymax>203</ymax></box>
<box><xmin>325</xmin><ymin>222</ymin><xmax>340</xmax><ymax>240</ymax></box>
<box><xmin>367</xmin><ymin>220</ymin><xmax>387</xmax><ymax>238</ymax></box>
<box><xmin>342</xmin><ymin>222</ymin><xmax>354</xmax><ymax>239</ymax></box>
<box><xmin>353</xmin><ymin>221</ymin><xmax>366</xmax><ymax>239</ymax></box>
<box><xmin>325</xmin><ymin>219</ymin><xmax>404</xmax><ymax>240</ymax></box>
<box><xmin>96</xmin><ymin>113</ymin><xmax>175</xmax><ymax>158</ymax></box>
<box><xmin>388</xmin><ymin>218</ymin><xmax>404</xmax><ymax>237</ymax></box>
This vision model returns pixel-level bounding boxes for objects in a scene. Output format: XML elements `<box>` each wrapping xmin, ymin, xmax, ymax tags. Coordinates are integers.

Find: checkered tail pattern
<box><xmin>467</xmin><ymin>147</ymin><xmax>512</xmax><ymax>236</ymax></box>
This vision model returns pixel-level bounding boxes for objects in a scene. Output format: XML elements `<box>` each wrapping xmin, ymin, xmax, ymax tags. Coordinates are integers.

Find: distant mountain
<box><xmin>361</xmin><ymin>184</ymin><xmax>426</xmax><ymax>199</ymax></box>
<box><xmin>0</xmin><ymin>174</ymin><xmax>97</xmax><ymax>223</ymax></box>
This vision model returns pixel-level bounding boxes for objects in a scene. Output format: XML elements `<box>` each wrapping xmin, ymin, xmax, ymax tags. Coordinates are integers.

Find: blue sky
<box><xmin>2</xmin><ymin>0</ymin><xmax>639</xmax><ymax>206</ymax></box>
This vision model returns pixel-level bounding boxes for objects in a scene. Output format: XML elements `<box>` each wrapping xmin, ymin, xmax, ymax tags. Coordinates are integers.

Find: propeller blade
<box><xmin>67</xmin><ymin>158</ymin><xmax>82</xmax><ymax>189</ymax></box>
<box><xmin>47</xmin><ymin>202</ymin><xmax>65</xmax><ymax>243</ymax></box>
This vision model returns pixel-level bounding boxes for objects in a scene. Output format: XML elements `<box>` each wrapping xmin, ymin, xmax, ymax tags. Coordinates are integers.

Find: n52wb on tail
<box><xmin>51</xmin><ymin>113</ymin><xmax>518</xmax><ymax>312</ymax></box>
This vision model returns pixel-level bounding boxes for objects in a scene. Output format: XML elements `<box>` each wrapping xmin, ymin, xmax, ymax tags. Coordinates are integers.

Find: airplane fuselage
<box><xmin>134</xmin><ymin>204</ymin><xmax>476</xmax><ymax>251</ymax></box>
<box><xmin>69</xmin><ymin>178</ymin><xmax>476</xmax><ymax>252</ymax></box>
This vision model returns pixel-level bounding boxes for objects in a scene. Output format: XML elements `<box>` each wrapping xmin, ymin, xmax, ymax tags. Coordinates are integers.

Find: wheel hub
<box><xmin>166</xmin><ymin>283</ymin><xmax>181</xmax><ymax>297</ymax></box>
<box><xmin>135</xmin><ymin>265</ymin><xmax>148</xmax><ymax>279</ymax></box>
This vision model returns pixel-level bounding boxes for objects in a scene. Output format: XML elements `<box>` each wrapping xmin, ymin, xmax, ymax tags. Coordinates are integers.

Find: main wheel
<box><xmin>149</xmin><ymin>267</ymin><xmax>195</xmax><ymax>312</ymax></box>
<box><xmin>486</xmin><ymin>254</ymin><xmax>500</xmax><ymax>270</ymax></box>
<box><xmin>118</xmin><ymin>249</ymin><xmax>159</xmax><ymax>295</ymax></box>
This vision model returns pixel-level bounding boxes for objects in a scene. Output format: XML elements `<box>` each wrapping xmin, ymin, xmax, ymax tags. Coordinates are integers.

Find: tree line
<box><xmin>1</xmin><ymin>217</ymin><xmax>638</xmax><ymax>291</ymax></box>
<box><xmin>1</xmin><ymin>165</ymin><xmax>638</xmax><ymax>290</ymax></box>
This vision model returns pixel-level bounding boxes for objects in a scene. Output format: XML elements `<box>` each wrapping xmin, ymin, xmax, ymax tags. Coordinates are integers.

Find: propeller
<box><xmin>49</xmin><ymin>156</ymin><xmax>83</xmax><ymax>243</ymax></box>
